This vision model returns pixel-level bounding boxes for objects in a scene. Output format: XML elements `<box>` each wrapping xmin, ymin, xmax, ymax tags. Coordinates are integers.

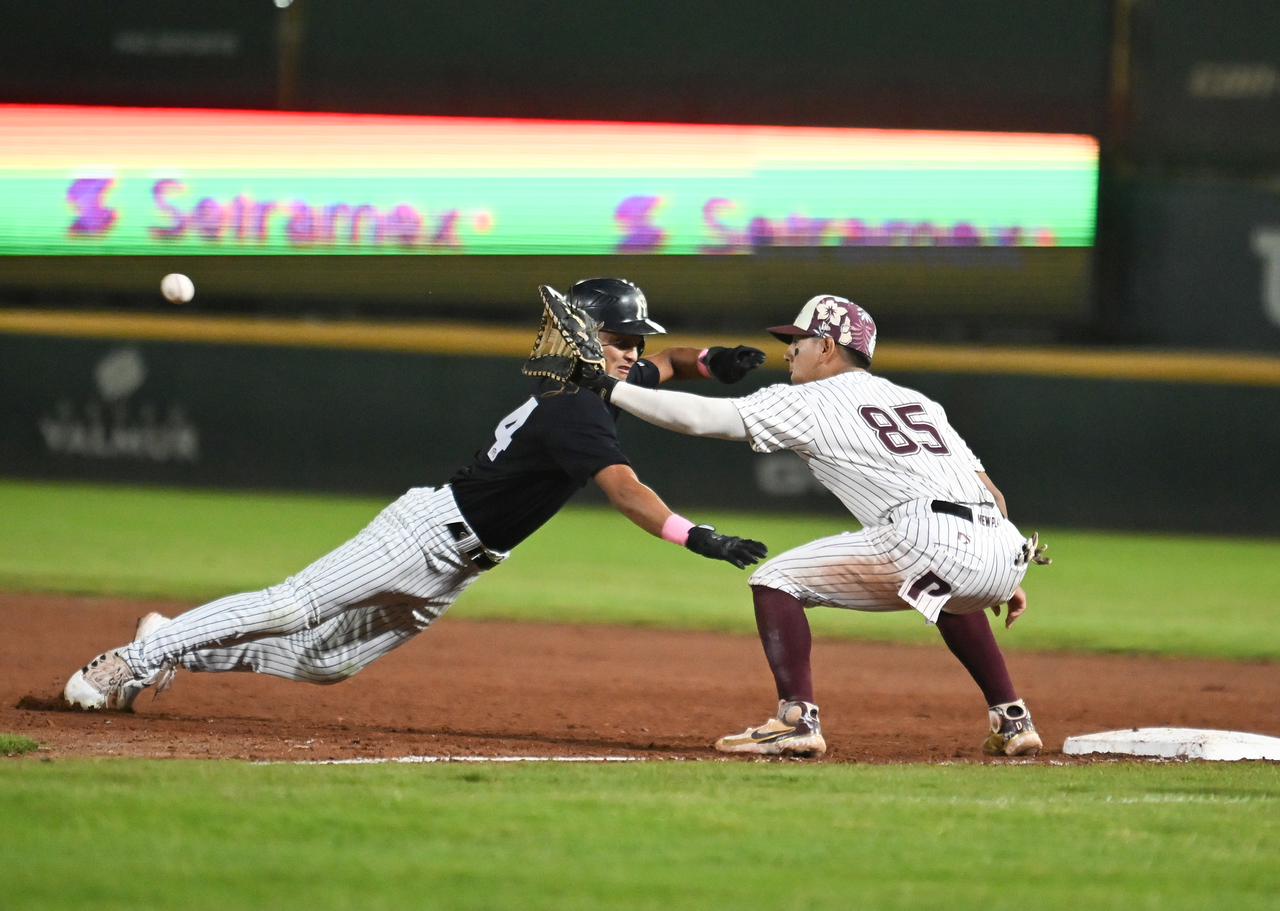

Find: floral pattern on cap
<box><xmin>798</xmin><ymin>295</ymin><xmax>876</xmax><ymax>360</ymax></box>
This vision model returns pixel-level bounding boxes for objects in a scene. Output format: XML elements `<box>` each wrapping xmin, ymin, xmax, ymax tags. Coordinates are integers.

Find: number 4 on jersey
<box><xmin>487</xmin><ymin>397</ymin><xmax>539</xmax><ymax>461</ymax></box>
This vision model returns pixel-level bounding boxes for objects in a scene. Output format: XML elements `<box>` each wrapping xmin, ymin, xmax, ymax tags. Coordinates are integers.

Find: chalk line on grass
<box><xmin>268</xmin><ymin>755</ymin><xmax>670</xmax><ymax>765</ymax></box>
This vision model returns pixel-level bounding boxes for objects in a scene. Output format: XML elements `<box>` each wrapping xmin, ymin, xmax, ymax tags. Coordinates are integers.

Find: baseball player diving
<box><xmin>582</xmin><ymin>295</ymin><xmax>1051</xmax><ymax>758</ymax></box>
<box><xmin>64</xmin><ymin>278</ymin><xmax>770</xmax><ymax>711</ymax></box>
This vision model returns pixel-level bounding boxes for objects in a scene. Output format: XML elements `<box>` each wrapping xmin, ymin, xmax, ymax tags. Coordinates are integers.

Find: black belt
<box><xmin>930</xmin><ymin>500</ymin><xmax>973</xmax><ymax>523</ymax></box>
<box><xmin>446</xmin><ymin>521</ymin><xmax>504</xmax><ymax>571</ymax></box>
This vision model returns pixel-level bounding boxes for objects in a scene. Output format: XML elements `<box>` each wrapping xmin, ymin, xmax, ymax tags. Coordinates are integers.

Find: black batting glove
<box><xmin>702</xmin><ymin>346</ymin><xmax>767</xmax><ymax>384</ymax></box>
<box><xmin>685</xmin><ymin>525</ymin><xmax>768</xmax><ymax>569</ymax></box>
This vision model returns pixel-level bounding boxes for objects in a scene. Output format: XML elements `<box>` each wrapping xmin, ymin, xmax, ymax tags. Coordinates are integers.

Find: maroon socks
<box><xmin>751</xmin><ymin>585</ymin><xmax>814</xmax><ymax>703</ymax></box>
<box><xmin>752</xmin><ymin>586</ymin><xmax>1018</xmax><ymax>709</ymax></box>
<box><xmin>935</xmin><ymin>609</ymin><xmax>1018</xmax><ymax>706</ymax></box>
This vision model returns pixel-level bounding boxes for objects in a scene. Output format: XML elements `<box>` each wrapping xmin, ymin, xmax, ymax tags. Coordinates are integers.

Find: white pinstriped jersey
<box><xmin>734</xmin><ymin>371</ymin><xmax>993</xmax><ymax>527</ymax></box>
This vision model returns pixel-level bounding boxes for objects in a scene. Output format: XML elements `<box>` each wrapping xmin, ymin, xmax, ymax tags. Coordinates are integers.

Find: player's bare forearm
<box><xmin>977</xmin><ymin>471</ymin><xmax>1008</xmax><ymax>518</ymax></box>
<box><xmin>593</xmin><ymin>463</ymin><xmax>672</xmax><ymax>537</ymax></box>
<box><xmin>593</xmin><ymin>464</ymin><xmax>767</xmax><ymax>568</ymax></box>
<box><xmin>646</xmin><ymin>348</ymin><xmax>705</xmax><ymax>383</ymax></box>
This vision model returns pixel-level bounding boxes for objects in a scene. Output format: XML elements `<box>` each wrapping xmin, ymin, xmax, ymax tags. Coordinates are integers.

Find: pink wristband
<box><xmin>696</xmin><ymin>348</ymin><xmax>712</xmax><ymax>378</ymax></box>
<box><xmin>661</xmin><ymin>513</ymin><xmax>696</xmax><ymax>546</ymax></box>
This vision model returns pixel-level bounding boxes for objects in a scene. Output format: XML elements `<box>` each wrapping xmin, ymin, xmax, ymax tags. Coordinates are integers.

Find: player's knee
<box><xmin>258</xmin><ymin>581</ymin><xmax>319</xmax><ymax>635</ymax></box>
<box><xmin>294</xmin><ymin>654</ymin><xmax>364</xmax><ymax>684</ymax></box>
<box><xmin>296</xmin><ymin>668</ymin><xmax>354</xmax><ymax>685</ymax></box>
<box><xmin>747</xmin><ymin>562</ymin><xmax>795</xmax><ymax>593</ymax></box>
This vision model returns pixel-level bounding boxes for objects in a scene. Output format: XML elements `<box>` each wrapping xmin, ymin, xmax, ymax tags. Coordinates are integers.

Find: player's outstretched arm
<box><xmin>594</xmin><ymin>464</ymin><xmax>767</xmax><ymax>569</ymax></box>
<box><xmin>594</xmin><ymin>464</ymin><xmax>670</xmax><ymax>536</ymax></box>
<box><xmin>645</xmin><ymin>345</ymin><xmax>766</xmax><ymax>384</ymax></box>
<box><xmin>595</xmin><ymin>382</ymin><xmax>748</xmax><ymax>440</ymax></box>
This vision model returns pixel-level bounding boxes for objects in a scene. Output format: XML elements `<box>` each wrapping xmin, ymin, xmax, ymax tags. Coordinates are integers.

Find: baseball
<box><xmin>160</xmin><ymin>273</ymin><xmax>195</xmax><ymax>303</ymax></box>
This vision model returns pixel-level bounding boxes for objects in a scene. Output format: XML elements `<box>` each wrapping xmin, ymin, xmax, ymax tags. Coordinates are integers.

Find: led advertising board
<box><xmin>2</xmin><ymin>104</ymin><xmax>1097</xmax><ymax>257</ymax></box>
<box><xmin>0</xmin><ymin>105</ymin><xmax>1098</xmax><ymax>318</ymax></box>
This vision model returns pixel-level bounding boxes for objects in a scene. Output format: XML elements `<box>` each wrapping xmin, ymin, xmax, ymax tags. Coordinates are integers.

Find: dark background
<box><xmin>4</xmin><ymin>0</ymin><xmax>1279</xmax><ymax>348</ymax></box>
<box><xmin>2</xmin><ymin>0</ymin><xmax>1111</xmax><ymax>133</ymax></box>
<box><xmin>2</xmin><ymin>0</ymin><xmax>1279</xmax><ymax>532</ymax></box>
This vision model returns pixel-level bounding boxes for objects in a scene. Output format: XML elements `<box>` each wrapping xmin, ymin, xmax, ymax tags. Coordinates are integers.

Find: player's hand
<box><xmin>702</xmin><ymin>346</ymin><xmax>767</xmax><ymax>384</ymax></box>
<box><xmin>576</xmin><ymin>364</ymin><xmax>618</xmax><ymax>401</ymax></box>
<box><xmin>991</xmin><ymin>586</ymin><xmax>1027</xmax><ymax>628</ymax></box>
<box><xmin>685</xmin><ymin>525</ymin><xmax>768</xmax><ymax>569</ymax></box>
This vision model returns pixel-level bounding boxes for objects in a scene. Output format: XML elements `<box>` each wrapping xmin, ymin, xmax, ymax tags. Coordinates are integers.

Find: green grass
<box><xmin>0</xmin><ymin>479</ymin><xmax>384</xmax><ymax>600</ymax></box>
<box><xmin>2</xmin><ymin>481</ymin><xmax>1277</xmax><ymax>910</ymax></box>
<box><xmin>474</xmin><ymin>512</ymin><xmax>1280</xmax><ymax>659</ymax></box>
<box><xmin>1</xmin><ymin>760</ymin><xmax>1276</xmax><ymax>911</ymax></box>
<box><xmin>0</xmin><ymin>733</ymin><xmax>40</xmax><ymax>755</ymax></box>
<box><xmin>1</xmin><ymin>478</ymin><xmax>1278</xmax><ymax>659</ymax></box>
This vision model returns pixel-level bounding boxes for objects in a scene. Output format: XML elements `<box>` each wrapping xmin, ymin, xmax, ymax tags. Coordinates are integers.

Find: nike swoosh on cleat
<box><xmin>750</xmin><ymin>727</ymin><xmax>797</xmax><ymax>743</ymax></box>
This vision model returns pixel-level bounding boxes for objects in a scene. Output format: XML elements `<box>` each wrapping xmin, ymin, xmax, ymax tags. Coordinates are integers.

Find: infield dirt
<box><xmin>4</xmin><ymin>592</ymin><xmax>1278</xmax><ymax>763</ymax></box>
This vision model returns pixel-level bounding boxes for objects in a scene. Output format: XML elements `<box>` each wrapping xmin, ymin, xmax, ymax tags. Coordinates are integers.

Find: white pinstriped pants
<box><xmin>748</xmin><ymin>498</ymin><xmax>1030</xmax><ymax>624</ymax></box>
<box><xmin>121</xmin><ymin>486</ymin><xmax>485</xmax><ymax>684</ymax></box>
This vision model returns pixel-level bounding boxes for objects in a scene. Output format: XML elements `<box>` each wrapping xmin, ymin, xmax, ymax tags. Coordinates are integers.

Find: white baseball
<box><xmin>160</xmin><ymin>273</ymin><xmax>195</xmax><ymax>303</ymax></box>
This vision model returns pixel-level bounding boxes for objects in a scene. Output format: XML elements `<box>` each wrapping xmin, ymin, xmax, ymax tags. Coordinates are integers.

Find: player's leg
<box><xmin>747</xmin><ymin>525</ymin><xmax>915</xmax><ymax>694</ymax></box>
<box><xmin>711</xmin><ymin>585</ymin><xmax>825</xmax><ymax>757</ymax></box>
<box><xmin>178</xmin><ymin>595</ymin><xmax>469</xmax><ymax>683</ymax></box>
<box><xmin>181</xmin><ymin>568</ymin><xmax>482</xmax><ymax>683</ymax></box>
<box><xmin>721</xmin><ymin>514</ymin><xmax>1041</xmax><ymax>758</ymax></box>
<box><xmin>65</xmin><ymin>487</ymin><xmax>477</xmax><ymax>707</ymax></box>
<box><xmin>129</xmin><ymin>523</ymin><xmax>437</xmax><ymax>672</ymax></box>
<box><xmin>934</xmin><ymin>607</ymin><xmax>1040</xmax><ymax>756</ymax></box>
<box><xmin>715</xmin><ymin>529</ymin><xmax>908</xmax><ymax>757</ymax></box>
<box><xmin>928</xmin><ymin>511</ymin><xmax>1041</xmax><ymax>756</ymax></box>
<box><xmin>751</xmin><ymin>585</ymin><xmax>813</xmax><ymax>703</ymax></box>
<box><xmin>751</xmin><ymin>522</ymin><xmax>1025</xmax><ymax>708</ymax></box>
<box><xmin>133</xmin><ymin>487</ymin><xmax>474</xmax><ymax>670</ymax></box>
<box><xmin>935</xmin><ymin>609</ymin><xmax>1016</xmax><ymax>707</ymax></box>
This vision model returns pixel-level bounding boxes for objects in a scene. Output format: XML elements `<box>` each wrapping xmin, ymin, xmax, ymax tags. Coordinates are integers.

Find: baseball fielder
<box><xmin>64</xmin><ymin>278</ymin><xmax>769</xmax><ymax>711</ymax></box>
<box><xmin>586</xmin><ymin>295</ymin><xmax>1050</xmax><ymax>758</ymax></box>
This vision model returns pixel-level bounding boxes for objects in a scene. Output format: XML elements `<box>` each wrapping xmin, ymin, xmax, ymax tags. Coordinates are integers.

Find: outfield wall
<box><xmin>2</xmin><ymin>314</ymin><xmax>1278</xmax><ymax>535</ymax></box>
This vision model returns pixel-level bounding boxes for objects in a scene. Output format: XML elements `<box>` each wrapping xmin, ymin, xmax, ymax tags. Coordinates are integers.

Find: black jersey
<box><xmin>449</xmin><ymin>361</ymin><xmax>661</xmax><ymax>552</ymax></box>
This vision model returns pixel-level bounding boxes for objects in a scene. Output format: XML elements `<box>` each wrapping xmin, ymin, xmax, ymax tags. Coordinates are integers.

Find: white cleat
<box><xmin>63</xmin><ymin>612</ymin><xmax>172</xmax><ymax>711</ymax></box>
<box><xmin>64</xmin><ymin>650</ymin><xmax>146</xmax><ymax>711</ymax></box>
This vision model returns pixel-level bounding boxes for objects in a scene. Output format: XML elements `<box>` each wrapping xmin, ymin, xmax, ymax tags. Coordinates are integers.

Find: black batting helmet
<box><xmin>567</xmin><ymin>278</ymin><xmax>666</xmax><ymax>335</ymax></box>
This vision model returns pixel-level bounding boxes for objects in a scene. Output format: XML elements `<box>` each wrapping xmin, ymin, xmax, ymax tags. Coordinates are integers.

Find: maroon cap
<box><xmin>766</xmin><ymin>295</ymin><xmax>877</xmax><ymax>360</ymax></box>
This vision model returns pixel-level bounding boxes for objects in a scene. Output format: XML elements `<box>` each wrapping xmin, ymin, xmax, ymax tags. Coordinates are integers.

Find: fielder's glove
<box><xmin>1016</xmin><ymin>532</ymin><xmax>1052</xmax><ymax>566</ymax></box>
<box><xmin>685</xmin><ymin>525</ymin><xmax>768</xmax><ymax>569</ymax></box>
<box><xmin>700</xmin><ymin>346</ymin><xmax>767</xmax><ymax>384</ymax></box>
<box><xmin>522</xmin><ymin>285</ymin><xmax>606</xmax><ymax>385</ymax></box>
